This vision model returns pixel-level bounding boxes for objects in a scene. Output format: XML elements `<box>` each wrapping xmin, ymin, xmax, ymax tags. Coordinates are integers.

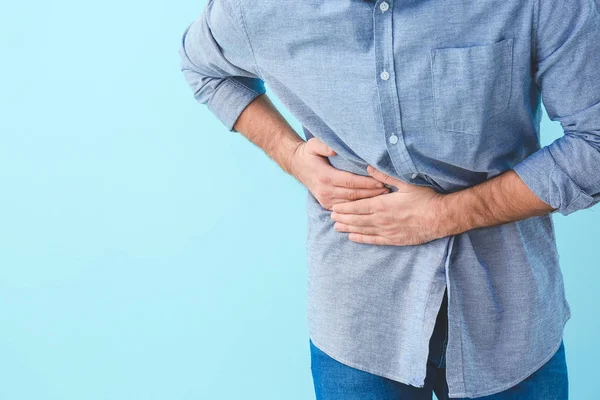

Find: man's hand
<box><xmin>289</xmin><ymin>138</ymin><xmax>391</xmax><ymax>211</ymax></box>
<box><xmin>330</xmin><ymin>165</ymin><xmax>445</xmax><ymax>246</ymax></box>
<box><xmin>331</xmin><ymin>164</ymin><xmax>557</xmax><ymax>246</ymax></box>
<box><xmin>230</xmin><ymin>95</ymin><xmax>390</xmax><ymax>209</ymax></box>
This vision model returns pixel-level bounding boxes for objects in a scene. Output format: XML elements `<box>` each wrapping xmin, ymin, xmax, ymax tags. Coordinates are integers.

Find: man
<box><xmin>179</xmin><ymin>0</ymin><xmax>600</xmax><ymax>398</ymax></box>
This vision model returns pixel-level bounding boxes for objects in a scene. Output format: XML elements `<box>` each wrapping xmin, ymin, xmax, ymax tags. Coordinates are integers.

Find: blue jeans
<box><xmin>309</xmin><ymin>289</ymin><xmax>569</xmax><ymax>399</ymax></box>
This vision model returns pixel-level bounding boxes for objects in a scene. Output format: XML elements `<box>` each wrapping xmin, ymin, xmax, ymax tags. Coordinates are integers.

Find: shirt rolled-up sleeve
<box><xmin>512</xmin><ymin>0</ymin><xmax>600</xmax><ymax>216</ymax></box>
<box><xmin>179</xmin><ymin>0</ymin><xmax>266</xmax><ymax>132</ymax></box>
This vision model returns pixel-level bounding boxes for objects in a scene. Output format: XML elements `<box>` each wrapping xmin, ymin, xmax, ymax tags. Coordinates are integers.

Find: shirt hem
<box><xmin>308</xmin><ymin>305</ymin><xmax>570</xmax><ymax>398</ymax></box>
<box><xmin>447</xmin><ymin>310</ymin><xmax>570</xmax><ymax>398</ymax></box>
<box><xmin>307</xmin><ymin>335</ymin><xmax>425</xmax><ymax>389</ymax></box>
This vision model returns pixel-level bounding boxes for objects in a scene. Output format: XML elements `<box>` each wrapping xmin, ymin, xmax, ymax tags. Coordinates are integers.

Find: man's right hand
<box><xmin>289</xmin><ymin>137</ymin><xmax>391</xmax><ymax>211</ymax></box>
<box><xmin>229</xmin><ymin>94</ymin><xmax>390</xmax><ymax>210</ymax></box>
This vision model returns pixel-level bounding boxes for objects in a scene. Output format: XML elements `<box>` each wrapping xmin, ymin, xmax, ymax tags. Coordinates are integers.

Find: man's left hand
<box><xmin>330</xmin><ymin>165</ymin><xmax>448</xmax><ymax>246</ymax></box>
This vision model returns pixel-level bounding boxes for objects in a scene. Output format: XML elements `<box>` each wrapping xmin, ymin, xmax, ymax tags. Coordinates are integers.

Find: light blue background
<box><xmin>0</xmin><ymin>1</ymin><xmax>597</xmax><ymax>399</ymax></box>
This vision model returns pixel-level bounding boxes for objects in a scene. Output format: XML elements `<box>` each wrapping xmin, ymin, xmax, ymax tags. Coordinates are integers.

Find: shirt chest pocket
<box><xmin>430</xmin><ymin>37</ymin><xmax>514</xmax><ymax>135</ymax></box>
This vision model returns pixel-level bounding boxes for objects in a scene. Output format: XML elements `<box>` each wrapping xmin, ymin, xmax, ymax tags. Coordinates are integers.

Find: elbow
<box><xmin>178</xmin><ymin>23</ymin><xmax>214</xmax><ymax>104</ymax></box>
<box><xmin>179</xmin><ymin>23</ymin><xmax>198</xmax><ymax>75</ymax></box>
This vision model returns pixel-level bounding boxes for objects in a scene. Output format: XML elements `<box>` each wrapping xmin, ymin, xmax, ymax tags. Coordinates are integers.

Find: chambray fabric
<box><xmin>309</xmin><ymin>288</ymin><xmax>569</xmax><ymax>399</ymax></box>
<box><xmin>178</xmin><ymin>0</ymin><xmax>600</xmax><ymax>397</ymax></box>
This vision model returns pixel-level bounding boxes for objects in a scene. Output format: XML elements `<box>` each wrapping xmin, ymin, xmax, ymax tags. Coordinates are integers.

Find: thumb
<box><xmin>366</xmin><ymin>165</ymin><xmax>410</xmax><ymax>189</ymax></box>
<box><xmin>308</xmin><ymin>138</ymin><xmax>337</xmax><ymax>157</ymax></box>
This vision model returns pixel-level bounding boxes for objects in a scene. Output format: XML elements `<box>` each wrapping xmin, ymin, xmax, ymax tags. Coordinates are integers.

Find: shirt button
<box><xmin>411</xmin><ymin>172</ymin><xmax>418</xmax><ymax>179</ymax></box>
<box><xmin>380</xmin><ymin>70</ymin><xmax>390</xmax><ymax>81</ymax></box>
<box><xmin>380</xmin><ymin>1</ymin><xmax>390</xmax><ymax>12</ymax></box>
<box><xmin>388</xmin><ymin>134</ymin><xmax>398</xmax><ymax>144</ymax></box>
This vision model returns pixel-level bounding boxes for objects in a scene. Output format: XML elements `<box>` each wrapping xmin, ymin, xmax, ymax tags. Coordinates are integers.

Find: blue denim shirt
<box><xmin>179</xmin><ymin>0</ymin><xmax>600</xmax><ymax>397</ymax></box>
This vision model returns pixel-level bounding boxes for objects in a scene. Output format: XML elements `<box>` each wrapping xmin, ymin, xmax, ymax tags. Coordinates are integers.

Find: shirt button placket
<box><xmin>373</xmin><ymin>0</ymin><xmax>418</xmax><ymax>180</ymax></box>
<box><xmin>373</xmin><ymin>0</ymin><xmax>424</xmax><ymax>386</ymax></box>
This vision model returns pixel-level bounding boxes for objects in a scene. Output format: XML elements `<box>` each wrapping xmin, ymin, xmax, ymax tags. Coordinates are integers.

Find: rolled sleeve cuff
<box><xmin>512</xmin><ymin>146</ymin><xmax>597</xmax><ymax>216</ymax></box>
<box><xmin>205</xmin><ymin>76</ymin><xmax>266</xmax><ymax>132</ymax></box>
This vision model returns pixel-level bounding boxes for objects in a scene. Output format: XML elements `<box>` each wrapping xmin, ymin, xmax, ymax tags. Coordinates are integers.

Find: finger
<box><xmin>307</xmin><ymin>138</ymin><xmax>337</xmax><ymax>157</ymax></box>
<box><xmin>367</xmin><ymin>165</ymin><xmax>411</xmax><ymax>190</ymax></box>
<box><xmin>331</xmin><ymin>197</ymin><xmax>378</xmax><ymax>214</ymax></box>
<box><xmin>329</xmin><ymin>169</ymin><xmax>387</xmax><ymax>189</ymax></box>
<box><xmin>334</xmin><ymin>222</ymin><xmax>380</xmax><ymax>235</ymax></box>
<box><xmin>331</xmin><ymin>186</ymin><xmax>390</xmax><ymax>200</ymax></box>
<box><xmin>348</xmin><ymin>233</ymin><xmax>392</xmax><ymax>246</ymax></box>
<box><xmin>330</xmin><ymin>211</ymin><xmax>376</xmax><ymax>227</ymax></box>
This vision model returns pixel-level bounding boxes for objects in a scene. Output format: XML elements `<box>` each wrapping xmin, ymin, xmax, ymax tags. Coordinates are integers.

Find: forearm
<box><xmin>232</xmin><ymin>93</ymin><xmax>305</xmax><ymax>175</ymax></box>
<box><xmin>438</xmin><ymin>169</ymin><xmax>557</xmax><ymax>236</ymax></box>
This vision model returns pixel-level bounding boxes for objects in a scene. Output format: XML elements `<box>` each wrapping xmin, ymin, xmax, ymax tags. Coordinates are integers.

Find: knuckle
<box><xmin>315</xmin><ymin>188</ymin><xmax>330</xmax><ymax>199</ymax></box>
<box><xmin>318</xmin><ymin>175</ymin><xmax>330</xmax><ymax>185</ymax></box>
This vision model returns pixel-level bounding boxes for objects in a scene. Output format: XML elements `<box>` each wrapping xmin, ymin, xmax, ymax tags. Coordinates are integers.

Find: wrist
<box><xmin>283</xmin><ymin>138</ymin><xmax>305</xmax><ymax>177</ymax></box>
<box><xmin>434</xmin><ymin>190</ymin><xmax>477</xmax><ymax>237</ymax></box>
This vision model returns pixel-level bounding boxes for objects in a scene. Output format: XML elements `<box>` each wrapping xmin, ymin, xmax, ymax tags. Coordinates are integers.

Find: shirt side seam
<box><xmin>456</xmin><ymin>255</ymin><xmax>468</xmax><ymax>395</ymax></box>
